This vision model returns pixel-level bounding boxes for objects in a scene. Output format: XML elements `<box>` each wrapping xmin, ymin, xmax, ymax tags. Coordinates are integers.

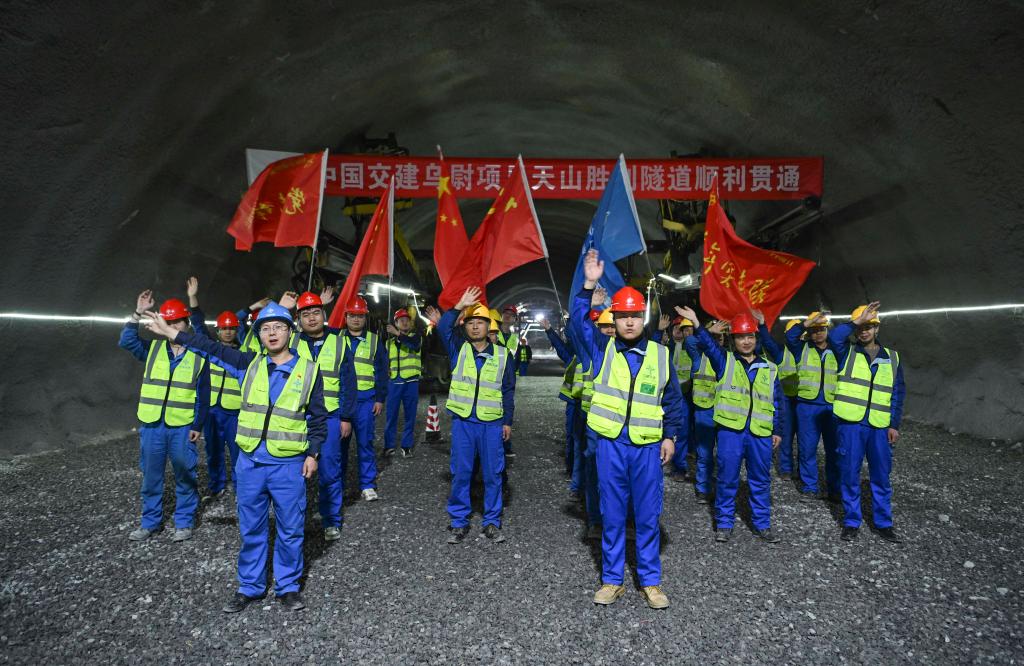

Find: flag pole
<box><xmin>544</xmin><ymin>257</ymin><xmax>565</xmax><ymax>318</ymax></box>
<box><xmin>307</xmin><ymin>148</ymin><xmax>330</xmax><ymax>291</ymax></box>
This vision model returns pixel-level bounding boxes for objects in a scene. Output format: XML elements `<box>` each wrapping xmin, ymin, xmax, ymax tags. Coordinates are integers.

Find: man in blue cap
<box><xmin>144</xmin><ymin>300</ymin><xmax>327</xmax><ymax>612</ymax></box>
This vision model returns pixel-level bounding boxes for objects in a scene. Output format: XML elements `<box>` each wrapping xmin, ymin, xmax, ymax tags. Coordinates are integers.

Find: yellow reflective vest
<box><xmin>388</xmin><ymin>337</ymin><xmax>422</xmax><ymax>380</ymax></box>
<box><xmin>446</xmin><ymin>343</ymin><xmax>508</xmax><ymax>421</ymax></box>
<box><xmin>235</xmin><ymin>355</ymin><xmax>318</xmax><ymax>457</ymax></box>
<box><xmin>350</xmin><ymin>331</ymin><xmax>379</xmax><ymax>392</ymax></box>
<box><xmin>587</xmin><ymin>338</ymin><xmax>670</xmax><ymax>445</ymax></box>
<box><xmin>137</xmin><ymin>341</ymin><xmax>205</xmax><ymax>427</ymax></box>
<box><xmin>209</xmin><ymin>363</ymin><xmax>242</xmax><ymax>411</ymax></box>
<box><xmin>796</xmin><ymin>343</ymin><xmax>838</xmax><ymax>403</ymax></box>
<box><xmin>713</xmin><ymin>354</ymin><xmax>778</xmax><ymax>437</ymax></box>
<box><xmin>691</xmin><ymin>353</ymin><xmax>718</xmax><ymax>409</ymax></box>
<box><xmin>833</xmin><ymin>347</ymin><xmax>899</xmax><ymax>428</ymax></box>
<box><xmin>294</xmin><ymin>331</ymin><xmax>350</xmax><ymax>412</ymax></box>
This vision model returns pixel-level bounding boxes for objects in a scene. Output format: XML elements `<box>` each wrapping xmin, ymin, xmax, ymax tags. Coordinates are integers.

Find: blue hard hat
<box><xmin>254</xmin><ymin>300</ymin><xmax>293</xmax><ymax>330</ymax></box>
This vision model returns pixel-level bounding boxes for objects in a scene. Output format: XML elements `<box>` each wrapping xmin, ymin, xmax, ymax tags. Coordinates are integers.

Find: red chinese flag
<box><xmin>328</xmin><ymin>177</ymin><xmax>394</xmax><ymax>328</ymax></box>
<box><xmin>699</xmin><ymin>187</ymin><xmax>815</xmax><ymax>327</ymax></box>
<box><xmin>434</xmin><ymin>153</ymin><xmax>470</xmax><ymax>287</ymax></box>
<box><xmin>438</xmin><ymin>156</ymin><xmax>549</xmax><ymax>310</ymax></box>
<box><xmin>227</xmin><ymin>150</ymin><xmax>328</xmax><ymax>251</ymax></box>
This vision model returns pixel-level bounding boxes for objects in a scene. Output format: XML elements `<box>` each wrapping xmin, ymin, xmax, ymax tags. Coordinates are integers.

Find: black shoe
<box><xmin>715</xmin><ymin>528</ymin><xmax>732</xmax><ymax>543</ymax></box>
<box><xmin>840</xmin><ymin>526</ymin><xmax>859</xmax><ymax>542</ymax></box>
<box><xmin>754</xmin><ymin>528</ymin><xmax>780</xmax><ymax>544</ymax></box>
<box><xmin>777</xmin><ymin>471</ymin><xmax>791</xmax><ymax>481</ymax></box>
<box><xmin>799</xmin><ymin>491</ymin><xmax>819</xmax><ymax>503</ymax></box>
<box><xmin>482</xmin><ymin>524</ymin><xmax>506</xmax><ymax>542</ymax></box>
<box><xmin>695</xmin><ymin>492</ymin><xmax>709</xmax><ymax>505</ymax></box>
<box><xmin>826</xmin><ymin>493</ymin><xmax>842</xmax><ymax>504</ymax></box>
<box><xmin>505</xmin><ymin>448</ymin><xmax>517</xmax><ymax>458</ymax></box>
<box><xmin>402</xmin><ymin>447</ymin><xmax>414</xmax><ymax>458</ymax></box>
<box><xmin>278</xmin><ymin>591</ymin><xmax>306</xmax><ymax>611</ymax></box>
<box><xmin>222</xmin><ymin>592</ymin><xmax>258</xmax><ymax>613</ymax></box>
<box><xmin>447</xmin><ymin>526</ymin><xmax>470</xmax><ymax>544</ymax></box>
<box><xmin>384</xmin><ymin>448</ymin><xmax>397</xmax><ymax>457</ymax></box>
<box><xmin>877</xmin><ymin>527</ymin><xmax>903</xmax><ymax>544</ymax></box>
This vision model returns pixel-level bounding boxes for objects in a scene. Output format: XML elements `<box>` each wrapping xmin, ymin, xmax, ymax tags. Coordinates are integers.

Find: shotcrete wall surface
<box><xmin>2</xmin><ymin>1</ymin><xmax>1023</xmax><ymax>455</ymax></box>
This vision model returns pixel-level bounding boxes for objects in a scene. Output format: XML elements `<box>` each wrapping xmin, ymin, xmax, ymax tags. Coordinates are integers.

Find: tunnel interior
<box><xmin>3</xmin><ymin>1</ymin><xmax>1024</xmax><ymax>454</ymax></box>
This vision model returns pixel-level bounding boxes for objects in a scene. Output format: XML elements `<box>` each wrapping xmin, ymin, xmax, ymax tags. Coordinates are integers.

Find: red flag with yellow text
<box><xmin>434</xmin><ymin>152</ymin><xmax>470</xmax><ymax>287</ymax></box>
<box><xmin>328</xmin><ymin>177</ymin><xmax>395</xmax><ymax>328</ymax></box>
<box><xmin>227</xmin><ymin>150</ymin><xmax>327</xmax><ymax>251</ymax></box>
<box><xmin>438</xmin><ymin>156</ymin><xmax>548</xmax><ymax>310</ymax></box>
<box><xmin>699</xmin><ymin>187</ymin><xmax>815</xmax><ymax>327</ymax></box>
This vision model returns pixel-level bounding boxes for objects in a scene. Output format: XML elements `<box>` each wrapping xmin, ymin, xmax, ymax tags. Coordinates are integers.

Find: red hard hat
<box><xmin>393</xmin><ymin>308</ymin><xmax>410</xmax><ymax>321</ymax></box>
<box><xmin>345</xmin><ymin>296</ymin><xmax>369</xmax><ymax>315</ymax></box>
<box><xmin>610</xmin><ymin>287</ymin><xmax>646</xmax><ymax>313</ymax></box>
<box><xmin>730</xmin><ymin>313</ymin><xmax>758</xmax><ymax>334</ymax></box>
<box><xmin>502</xmin><ymin>305</ymin><xmax>518</xmax><ymax>314</ymax></box>
<box><xmin>296</xmin><ymin>291</ymin><xmax>323</xmax><ymax>310</ymax></box>
<box><xmin>159</xmin><ymin>298</ymin><xmax>190</xmax><ymax>322</ymax></box>
<box><xmin>216</xmin><ymin>310</ymin><xmax>240</xmax><ymax>328</ymax></box>
<box><xmin>589</xmin><ymin>309</ymin><xmax>602</xmax><ymax>322</ymax></box>
<box><xmin>250</xmin><ymin>308</ymin><xmax>262</xmax><ymax>323</ymax></box>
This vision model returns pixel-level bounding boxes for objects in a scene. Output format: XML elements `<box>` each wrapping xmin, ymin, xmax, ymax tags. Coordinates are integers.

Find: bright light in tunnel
<box><xmin>777</xmin><ymin>303</ymin><xmax>1024</xmax><ymax>320</ymax></box>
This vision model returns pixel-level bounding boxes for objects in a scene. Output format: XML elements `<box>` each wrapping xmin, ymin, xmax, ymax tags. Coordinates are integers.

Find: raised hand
<box><xmin>279</xmin><ymin>291</ymin><xmax>298</xmax><ymax>310</ymax></box>
<box><xmin>136</xmin><ymin>290</ymin><xmax>155</xmax><ymax>314</ymax></box>
<box><xmin>854</xmin><ymin>301</ymin><xmax>881</xmax><ymax>325</ymax></box>
<box><xmin>424</xmin><ymin>306</ymin><xmax>441</xmax><ymax>325</ymax></box>
<box><xmin>583</xmin><ymin>249</ymin><xmax>604</xmax><ymax>287</ymax></box>
<box><xmin>591</xmin><ymin>286</ymin><xmax>608</xmax><ymax>307</ymax></box>
<box><xmin>804</xmin><ymin>312</ymin><xmax>829</xmax><ymax>328</ymax></box>
<box><xmin>250</xmin><ymin>296</ymin><xmax>271</xmax><ymax>311</ymax></box>
<box><xmin>186</xmin><ymin>277</ymin><xmax>200</xmax><ymax>307</ymax></box>
<box><xmin>675</xmin><ymin>305</ymin><xmax>699</xmax><ymax>329</ymax></box>
<box><xmin>707</xmin><ymin>319</ymin><xmax>728</xmax><ymax>335</ymax></box>
<box><xmin>386</xmin><ymin>323</ymin><xmax>400</xmax><ymax>336</ymax></box>
<box><xmin>539</xmin><ymin>317</ymin><xmax>551</xmax><ymax>331</ymax></box>
<box><xmin>142</xmin><ymin>310</ymin><xmax>176</xmax><ymax>339</ymax></box>
<box><xmin>749</xmin><ymin>308</ymin><xmax>765</xmax><ymax>325</ymax></box>
<box><xmin>319</xmin><ymin>285</ymin><xmax>335</xmax><ymax>306</ymax></box>
<box><xmin>455</xmin><ymin>286</ymin><xmax>482</xmax><ymax>311</ymax></box>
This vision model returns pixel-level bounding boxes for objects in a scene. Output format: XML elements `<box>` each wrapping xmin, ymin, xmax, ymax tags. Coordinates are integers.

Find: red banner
<box><xmin>324</xmin><ymin>155</ymin><xmax>822</xmax><ymax>200</ymax></box>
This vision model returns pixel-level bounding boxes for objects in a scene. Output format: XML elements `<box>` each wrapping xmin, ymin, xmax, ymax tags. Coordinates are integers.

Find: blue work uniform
<box><xmin>174</xmin><ymin>330</ymin><xmax>327</xmax><ymax>598</ymax></box>
<box><xmin>569</xmin><ymin>322</ymin><xmax>606</xmax><ymax>530</ymax></box>
<box><xmin>785</xmin><ymin>323</ymin><xmax>839</xmax><ymax>495</ymax></box>
<box><xmin>829</xmin><ymin>323</ymin><xmax>906</xmax><ymax>529</ymax></box>
<box><xmin>547</xmin><ymin>327</ymin><xmax>582</xmax><ymax>487</ymax></box>
<box><xmin>688</xmin><ymin>334</ymin><xmax>719</xmax><ymax>496</ymax></box>
<box><xmin>572</xmin><ymin>288</ymin><xmax>687</xmax><ymax>587</ymax></box>
<box><xmin>696</xmin><ymin>327</ymin><xmax>786</xmax><ymax>532</ymax></box>
<box><xmin>653</xmin><ymin>329</ymin><xmax>695</xmax><ymax>475</ymax></box>
<box><xmin>439</xmin><ymin>309</ymin><xmax>517</xmax><ymax>529</ymax></box>
<box><xmin>292</xmin><ymin>327</ymin><xmax>356</xmax><ymax>528</ymax></box>
<box><xmin>120</xmin><ymin>322</ymin><xmax>210</xmax><ymax>531</ymax></box>
<box><xmin>384</xmin><ymin>332</ymin><xmax>422</xmax><ymax>452</ymax></box>
<box><xmin>342</xmin><ymin>330</ymin><xmax>389</xmax><ymax>491</ymax></box>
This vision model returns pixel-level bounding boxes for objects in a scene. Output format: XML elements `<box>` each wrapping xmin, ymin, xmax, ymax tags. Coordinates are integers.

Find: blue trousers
<box><xmin>203</xmin><ymin>406</ymin><xmax>239</xmax><ymax>493</ymax></box>
<box><xmin>235</xmin><ymin>454</ymin><xmax>306</xmax><ymax>597</ymax></box>
<box><xmin>715</xmin><ymin>428</ymin><xmax>773</xmax><ymax>531</ymax></box>
<box><xmin>582</xmin><ymin>427</ymin><xmax>601</xmax><ymax>527</ymax></box>
<box><xmin>448</xmin><ymin>418</ymin><xmax>505</xmax><ymax>528</ymax></box>
<box><xmin>671</xmin><ymin>400</ymin><xmax>695</xmax><ymax>473</ymax></box>
<box><xmin>571</xmin><ymin>403</ymin><xmax>585</xmax><ymax>492</ymax></box>
<box><xmin>693</xmin><ymin>408</ymin><xmax>717</xmax><ymax>495</ymax></box>
<box><xmin>563</xmin><ymin>400</ymin><xmax>576</xmax><ymax>477</ymax></box>
<box><xmin>341</xmin><ymin>399</ymin><xmax>378</xmax><ymax>491</ymax></box>
<box><xmin>836</xmin><ymin>421</ymin><xmax>893</xmax><ymax>528</ymax></box>
<box><xmin>777</xmin><ymin>397</ymin><xmax>798</xmax><ymax>474</ymax></box>
<box><xmin>317</xmin><ymin>415</ymin><xmax>343</xmax><ymax>527</ymax></box>
<box><xmin>596</xmin><ymin>436</ymin><xmax>663</xmax><ymax>586</ymax></box>
<box><xmin>518</xmin><ymin>362</ymin><xmax>529</xmax><ymax>376</ymax></box>
<box><xmin>796</xmin><ymin>401</ymin><xmax>839</xmax><ymax>494</ymax></box>
<box><xmin>138</xmin><ymin>423</ymin><xmax>198</xmax><ymax>530</ymax></box>
<box><xmin>384</xmin><ymin>381</ymin><xmax>419</xmax><ymax>450</ymax></box>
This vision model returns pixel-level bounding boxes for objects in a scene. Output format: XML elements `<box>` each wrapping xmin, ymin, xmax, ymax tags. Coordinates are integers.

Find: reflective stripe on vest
<box><xmin>137</xmin><ymin>340</ymin><xmax>204</xmax><ymax>427</ymax></box>
<box><xmin>209</xmin><ymin>363</ymin><xmax>242</xmax><ymax>410</ymax></box>
<box><xmin>235</xmin><ymin>355</ymin><xmax>318</xmax><ymax>457</ymax></box>
<box><xmin>692</xmin><ymin>353</ymin><xmax>717</xmax><ymax>409</ymax></box>
<box><xmin>580</xmin><ymin>360</ymin><xmax>595</xmax><ymax>414</ymax></box>
<box><xmin>446</xmin><ymin>344</ymin><xmax>507</xmax><ymax>421</ymax></box>
<box><xmin>832</xmin><ymin>347</ymin><xmax>899</xmax><ymax>428</ymax></box>
<box><xmin>779</xmin><ymin>347</ymin><xmax>799</xmax><ymax>397</ymax></box>
<box><xmin>388</xmin><ymin>338</ymin><xmax>422</xmax><ymax>380</ymax></box>
<box><xmin>351</xmin><ymin>332</ymin><xmax>379</xmax><ymax>391</ymax></box>
<box><xmin>797</xmin><ymin>343</ymin><xmax>838</xmax><ymax>403</ymax></box>
<box><xmin>672</xmin><ymin>341</ymin><xmax>692</xmax><ymax>394</ymax></box>
<box><xmin>586</xmin><ymin>337</ymin><xmax>669</xmax><ymax>445</ymax></box>
<box><xmin>519</xmin><ymin>346</ymin><xmax>529</xmax><ymax>362</ymax></box>
<box><xmin>499</xmin><ymin>331</ymin><xmax>520</xmax><ymax>356</ymax></box>
<box><xmin>560</xmin><ymin>358</ymin><xmax>580</xmax><ymax>401</ymax></box>
<box><xmin>712</xmin><ymin>354</ymin><xmax>777</xmax><ymax>437</ymax></box>
<box><xmin>295</xmin><ymin>332</ymin><xmax>349</xmax><ymax>412</ymax></box>
<box><xmin>241</xmin><ymin>327</ymin><xmax>262</xmax><ymax>353</ymax></box>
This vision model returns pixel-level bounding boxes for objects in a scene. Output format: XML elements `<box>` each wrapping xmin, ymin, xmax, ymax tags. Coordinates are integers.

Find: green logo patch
<box><xmin>640</xmin><ymin>382</ymin><xmax>657</xmax><ymax>395</ymax></box>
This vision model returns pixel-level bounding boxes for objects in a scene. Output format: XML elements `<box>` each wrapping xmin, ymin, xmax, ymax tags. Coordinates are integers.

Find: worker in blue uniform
<box><xmin>544</xmin><ymin>315</ymin><xmax>580</xmax><ymax>484</ymax></box>
<box><xmin>785</xmin><ymin>311</ymin><xmax>841</xmax><ymax>502</ymax></box>
<box><xmin>426</xmin><ymin>286</ymin><xmax>516</xmax><ymax>544</ymax></box>
<box><xmin>829</xmin><ymin>302</ymin><xmax>906</xmax><ymax>544</ymax></box>
<box><xmin>751</xmin><ymin>311</ymin><xmax>801</xmax><ymax>483</ymax></box>
<box><xmin>339</xmin><ymin>296</ymin><xmax>388</xmax><ymax>501</ymax></box>
<box><xmin>681</xmin><ymin>306</ymin><xmax>785</xmax><ymax>544</ymax></box>
<box><xmin>494</xmin><ymin>305</ymin><xmax>522</xmax><ymax>456</ymax></box>
<box><xmin>686</xmin><ymin>315</ymin><xmax>726</xmax><ymax>504</ymax></box>
<box><xmin>654</xmin><ymin>313</ymin><xmax>696</xmax><ymax>479</ymax></box>
<box><xmin>575</xmin><ymin>250</ymin><xmax>685</xmax><ymax>610</ymax></box>
<box><xmin>384</xmin><ymin>308</ymin><xmax>423</xmax><ymax>457</ymax></box>
<box><xmin>144</xmin><ymin>301</ymin><xmax>327</xmax><ymax>612</ymax></box>
<box><xmin>517</xmin><ymin>338</ymin><xmax>532</xmax><ymax>376</ymax></box>
<box><xmin>120</xmin><ymin>290</ymin><xmax>209</xmax><ymax>542</ymax></box>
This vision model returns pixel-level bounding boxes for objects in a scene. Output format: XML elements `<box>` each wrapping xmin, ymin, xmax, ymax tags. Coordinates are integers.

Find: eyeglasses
<box><xmin>261</xmin><ymin>323</ymin><xmax>291</xmax><ymax>333</ymax></box>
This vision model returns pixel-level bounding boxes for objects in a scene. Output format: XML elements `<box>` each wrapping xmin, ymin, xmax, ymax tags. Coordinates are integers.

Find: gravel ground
<box><xmin>2</xmin><ymin>369</ymin><xmax>1022</xmax><ymax>664</ymax></box>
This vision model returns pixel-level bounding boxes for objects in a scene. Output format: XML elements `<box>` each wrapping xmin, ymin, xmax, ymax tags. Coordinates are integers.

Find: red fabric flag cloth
<box><xmin>438</xmin><ymin>156</ymin><xmax>549</xmax><ymax>310</ymax></box>
<box><xmin>327</xmin><ymin>177</ymin><xmax>395</xmax><ymax>328</ymax></box>
<box><xmin>699</xmin><ymin>188</ymin><xmax>815</xmax><ymax>328</ymax></box>
<box><xmin>227</xmin><ymin>150</ymin><xmax>327</xmax><ymax>251</ymax></box>
<box><xmin>434</xmin><ymin>154</ymin><xmax>470</xmax><ymax>287</ymax></box>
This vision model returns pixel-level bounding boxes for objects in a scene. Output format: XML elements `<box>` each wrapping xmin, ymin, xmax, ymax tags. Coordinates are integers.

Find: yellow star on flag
<box><xmin>437</xmin><ymin>176</ymin><xmax>452</xmax><ymax>199</ymax></box>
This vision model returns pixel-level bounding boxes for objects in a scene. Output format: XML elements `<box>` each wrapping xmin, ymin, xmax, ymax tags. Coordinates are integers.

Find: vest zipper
<box><xmin>471</xmin><ymin>360</ymin><xmax>482</xmax><ymax>416</ymax></box>
<box><xmin>622</xmin><ymin>372</ymin><xmax>639</xmax><ymax>430</ymax></box>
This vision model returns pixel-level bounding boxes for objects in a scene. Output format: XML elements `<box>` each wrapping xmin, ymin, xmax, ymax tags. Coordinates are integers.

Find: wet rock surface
<box><xmin>1</xmin><ymin>375</ymin><xmax>1022</xmax><ymax>664</ymax></box>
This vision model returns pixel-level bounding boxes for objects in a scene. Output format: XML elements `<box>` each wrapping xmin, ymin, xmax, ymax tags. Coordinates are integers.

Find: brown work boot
<box><xmin>642</xmin><ymin>585</ymin><xmax>669</xmax><ymax>609</ymax></box>
<box><xmin>592</xmin><ymin>584</ymin><xmax>626</xmax><ymax>605</ymax></box>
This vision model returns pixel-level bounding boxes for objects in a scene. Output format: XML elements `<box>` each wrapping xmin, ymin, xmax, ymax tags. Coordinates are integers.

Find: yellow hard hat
<box><xmin>488</xmin><ymin>308</ymin><xmax>501</xmax><ymax>321</ymax></box>
<box><xmin>597</xmin><ymin>310</ymin><xmax>614</xmax><ymax>326</ymax></box>
<box><xmin>805</xmin><ymin>311</ymin><xmax>833</xmax><ymax>328</ymax></box>
<box><xmin>489</xmin><ymin>317</ymin><xmax>499</xmax><ymax>332</ymax></box>
<box><xmin>851</xmin><ymin>305</ymin><xmax>880</xmax><ymax>325</ymax></box>
<box><xmin>463</xmin><ymin>303</ymin><xmax>491</xmax><ymax>321</ymax></box>
<box><xmin>785</xmin><ymin>319</ymin><xmax>801</xmax><ymax>332</ymax></box>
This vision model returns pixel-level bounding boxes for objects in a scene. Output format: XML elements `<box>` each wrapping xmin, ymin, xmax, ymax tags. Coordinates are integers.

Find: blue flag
<box><xmin>569</xmin><ymin>155</ymin><xmax>646</xmax><ymax>306</ymax></box>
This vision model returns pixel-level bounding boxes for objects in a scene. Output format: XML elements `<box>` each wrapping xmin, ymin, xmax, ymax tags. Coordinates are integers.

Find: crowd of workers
<box><xmin>120</xmin><ymin>248</ymin><xmax>905</xmax><ymax>612</ymax></box>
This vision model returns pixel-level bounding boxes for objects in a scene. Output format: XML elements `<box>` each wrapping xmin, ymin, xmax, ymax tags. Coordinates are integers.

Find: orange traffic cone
<box><xmin>424</xmin><ymin>394</ymin><xmax>441</xmax><ymax>443</ymax></box>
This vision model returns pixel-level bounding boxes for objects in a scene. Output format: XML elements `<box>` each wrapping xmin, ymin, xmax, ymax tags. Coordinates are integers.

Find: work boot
<box><xmin>715</xmin><ymin>527</ymin><xmax>732</xmax><ymax>543</ymax></box>
<box><xmin>402</xmin><ymin>447</ymin><xmax>414</xmax><ymax>458</ymax></box>
<box><xmin>361</xmin><ymin>488</ymin><xmax>379</xmax><ymax>501</ymax></box>
<box><xmin>222</xmin><ymin>592</ymin><xmax>258</xmax><ymax>613</ymax></box>
<box><xmin>447</xmin><ymin>526</ymin><xmax>470</xmax><ymax>544</ymax></box>
<box><xmin>203</xmin><ymin>490</ymin><xmax>226</xmax><ymax>503</ymax></box>
<box><xmin>384</xmin><ymin>448</ymin><xmax>396</xmax><ymax>458</ymax></box>
<box><xmin>586</xmin><ymin>524</ymin><xmax>602</xmax><ymax>541</ymax></box>
<box><xmin>505</xmin><ymin>446</ymin><xmax>517</xmax><ymax>458</ymax></box>
<box><xmin>128</xmin><ymin>527</ymin><xmax>156</xmax><ymax>542</ymax></box>
<box><xmin>877</xmin><ymin>527</ymin><xmax>903</xmax><ymax>544</ymax></box>
<box><xmin>482</xmin><ymin>524</ymin><xmax>506</xmax><ymax>542</ymax></box>
<box><xmin>592</xmin><ymin>584</ymin><xmax>626</xmax><ymax>605</ymax></box>
<box><xmin>171</xmin><ymin>528</ymin><xmax>193</xmax><ymax>542</ymax></box>
<box><xmin>695</xmin><ymin>491</ymin><xmax>709</xmax><ymax>505</ymax></box>
<box><xmin>278</xmin><ymin>592</ymin><xmax>306</xmax><ymax>611</ymax></box>
<box><xmin>754</xmin><ymin>528</ymin><xmax>780</xmax><ymax>544</ymax></box>
<box><xmin>642</xmin><ymin>585</ymin><xmax>670</xmax><ymax>609</ymax></box>
<box><xmin>799</xmin><ymin>491</ymin><xmax>819</xmax><ymax>503</ymax></box>
<box><xmin>840</xmin><ymin>526</ymin><xmax>859</xmax><ymax>542</ymax></box>
<box><xmin>324</xmin><ymin>527</ymin><xmax>341</xmax><ymax>542</ymax></box>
